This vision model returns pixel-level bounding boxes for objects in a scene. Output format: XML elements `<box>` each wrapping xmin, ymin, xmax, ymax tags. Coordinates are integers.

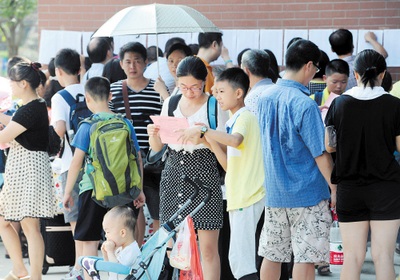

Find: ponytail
<box><xmin>354</xmin><ymin>49</ymin><xmax>386</xmax><ymax>89</ymax></box>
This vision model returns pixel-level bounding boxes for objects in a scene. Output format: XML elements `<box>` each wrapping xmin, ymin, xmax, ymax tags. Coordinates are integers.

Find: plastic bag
<box><xmin>170</xmin><ymin>217</ymin><xmax>191</xmax><ymax>271</ymax></box>
<box><xmin>180</xmin><ymin>216</ymin><xmax>204</xmax><ymax>280</ymax></box>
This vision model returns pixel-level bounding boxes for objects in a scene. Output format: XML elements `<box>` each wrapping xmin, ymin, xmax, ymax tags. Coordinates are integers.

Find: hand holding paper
<box><xmin>150</xmin><ymin>116</ymin><xmax>190</xmax><ymax>144</ymax></box>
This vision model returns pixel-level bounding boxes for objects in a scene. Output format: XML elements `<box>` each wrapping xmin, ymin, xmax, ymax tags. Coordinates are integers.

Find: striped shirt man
<box><xmin>109</xmin><ymin>79</ymin><xmax>162</xmax><ymax>151</ymax></box>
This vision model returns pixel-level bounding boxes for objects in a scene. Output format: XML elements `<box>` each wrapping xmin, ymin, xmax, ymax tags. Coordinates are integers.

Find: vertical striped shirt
<box><xmin>110</xmin><ymin>79</ymin><xmax>162</xmax><ymax>151</ymax></box>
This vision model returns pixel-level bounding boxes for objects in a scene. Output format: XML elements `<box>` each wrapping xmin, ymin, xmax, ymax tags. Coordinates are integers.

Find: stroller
<box><xmin>79</xmin><ymin>175</ymin><xmax>211</xmax><ymax>280</ymax></box>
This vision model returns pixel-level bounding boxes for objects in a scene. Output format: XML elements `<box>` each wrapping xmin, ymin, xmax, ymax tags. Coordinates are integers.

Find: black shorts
<box><xmin>337</xmin><ymin>181</ymin><xmax>400</xmax><ymax>222</ymax></box>
<box><xmin>143</xmin><ymin>173</ymin><xmax>161</xmax><ymax>220</ymax></box>
<box><xmin>74</xmin><ymin>190</ymin><xmax>108</xmax><ymax>241</ymax></box>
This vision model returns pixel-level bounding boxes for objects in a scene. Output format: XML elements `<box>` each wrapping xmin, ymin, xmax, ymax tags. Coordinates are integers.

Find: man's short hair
<box><xmin>85</xmin><ymin>76</ymin><xmax>110</xmax><ymax>101</ymax></box>
<box><xmin>87</xmin><ymin>37</ymin><xmax>111</xmax><ymax>63</ymax></box>
<box><xmin>285</xmin><ymin>39</ymin><xmax>320</xmax><ymax>72</ymax></box>
<box><xmin>325</xmin><ymin>59</ymin><xmax>350</xmax><ymax>77</ymax></box>
<box><xmin>329</xmin><ymin>29</ymin><xmax>353</xmax><ymax>56</ymax></box>
<box><xmin>217</xmin><ymin>67</ymin><xmax>250</xmax><ymax>98</ymax></box>
<box><xmin>198</xmin><ymin>32</ymin><xmax>223</xmax><ymax>49</ymax></box>
<box><xmin>54</xmin><ymin>48</ymin><xmax>81</xmax><ymax>75</ymax></box>
<box><xmin>241</xmin><ymin>49</ymin><xmax>270</xmax><ymax>78</ymax></box>
<box><xmin>119</xmin><ymin>42</ymin><xmax>147</xmax><ymax>61</ymax></box>
<box><xmin>146</xmin><ymin>46</ymin><xmax>163</xmax><ymax>62</ymax></box>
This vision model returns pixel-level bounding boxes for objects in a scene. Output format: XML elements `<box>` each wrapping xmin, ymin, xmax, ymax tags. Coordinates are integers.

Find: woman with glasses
<box><xmin>148</xmin><ymin>56</ymin><xmax>228</xmax><ymax>280</ymax></box>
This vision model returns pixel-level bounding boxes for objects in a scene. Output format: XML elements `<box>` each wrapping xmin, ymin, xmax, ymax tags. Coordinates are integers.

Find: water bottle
<box><xmin>329</xmin><ymin>209</ymin><xmax>343</xmax><ymax>274</ymax></box>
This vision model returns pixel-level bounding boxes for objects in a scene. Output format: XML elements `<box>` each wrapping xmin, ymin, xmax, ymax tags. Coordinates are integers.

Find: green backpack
<box><xmin>83</xmin><ymin>114</ymin><xmax>142</xmax><ymax>208</ymax></box>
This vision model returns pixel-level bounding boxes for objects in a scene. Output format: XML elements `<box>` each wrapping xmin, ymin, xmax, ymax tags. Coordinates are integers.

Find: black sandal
<box><xmin>317</xmin><ymin>264</ymin><xmax>332</xmax><ymax>276</ymax></box>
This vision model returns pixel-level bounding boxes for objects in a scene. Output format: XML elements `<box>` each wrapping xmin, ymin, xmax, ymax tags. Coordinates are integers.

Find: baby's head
<box><xmin>102</xmin><ymin>206</ymin><xmax>136</xmax><ymax>248</ymax></box>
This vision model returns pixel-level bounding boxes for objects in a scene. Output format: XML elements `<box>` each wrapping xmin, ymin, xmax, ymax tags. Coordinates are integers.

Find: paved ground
<box><xmin>0</xmin><ymin>241</ymin><xmax>399</xmax><ymax>279</ymax></box>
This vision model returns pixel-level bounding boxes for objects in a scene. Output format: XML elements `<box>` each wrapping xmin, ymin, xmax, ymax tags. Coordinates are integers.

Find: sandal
<box><xmin>1</xmin><ymin>271</ymin><xmax>30</xmax><ymax>280</ymax></box>
<box><xmin>317</xmin><ymin>264</ymin><xmax>332</xmax><ymax>276</ymax></box>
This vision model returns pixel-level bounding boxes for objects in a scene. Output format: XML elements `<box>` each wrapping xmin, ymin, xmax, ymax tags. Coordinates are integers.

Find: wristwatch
<box><xmin>200</xmin><ymin>126</ymin><xmax>208</xmax><ymax>138</ymax></box>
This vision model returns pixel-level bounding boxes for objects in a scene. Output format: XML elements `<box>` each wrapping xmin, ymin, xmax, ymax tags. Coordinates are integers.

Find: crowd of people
<box><xmin>0</xmin><ymin>27</ymin><xmax>400</xmax><ymax>280</ymax></box>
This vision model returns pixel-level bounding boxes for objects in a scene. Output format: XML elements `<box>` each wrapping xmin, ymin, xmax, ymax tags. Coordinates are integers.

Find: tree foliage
<box><xmin>0</xmin><ymin>0</ymin><xmax>36</xmax><ymax>57</ymax></box>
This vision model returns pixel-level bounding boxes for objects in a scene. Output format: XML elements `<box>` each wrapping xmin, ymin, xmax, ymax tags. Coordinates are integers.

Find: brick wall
<box><xmin>37</xmin><ymin>0</ymin><xmax>400</xmax><ymax>81</ymax></box>
<box><xmin>38</xmin><ymin>0</ymin><xmax>400</xmax><ymax>31</ymax></box>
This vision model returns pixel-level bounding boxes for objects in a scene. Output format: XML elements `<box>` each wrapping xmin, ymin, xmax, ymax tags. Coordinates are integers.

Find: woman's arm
<box><xmin>0</xmin><ymin>121</ymin><xmax>26</xmax><ymax>144</ymax></box>
<box><xmin>396</xmin><ymin>135</ymin><xmax>400</xmax><ymax>153</ymax></box>
<box><xmin>0</xmin><ymin>113</ymin><xmax>12</xmax><ymax>126</ymax></box>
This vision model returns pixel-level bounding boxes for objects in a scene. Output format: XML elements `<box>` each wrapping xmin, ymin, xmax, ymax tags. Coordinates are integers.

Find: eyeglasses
<box><xmin>313</xmin><ymin>62</ymin><xmax>321</xmax><ymax>73</ymax></box>
<box><xmin>179</xmin><ymin>83</ymin><xmax>204</xmax><ymax>93</ymax></box>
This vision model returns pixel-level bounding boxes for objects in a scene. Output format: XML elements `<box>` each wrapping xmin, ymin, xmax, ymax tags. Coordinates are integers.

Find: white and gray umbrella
<box><xmin>93</xmin><ymin>3</ymin><xmax>220</xmax><ymax>73</ymax></box>
<box><xmin>93</xmin><ymin>3</ymin><xmax>220</xmax><ymax>37</ymax></box>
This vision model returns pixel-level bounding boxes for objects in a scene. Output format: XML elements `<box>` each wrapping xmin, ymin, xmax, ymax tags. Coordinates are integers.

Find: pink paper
<box><xmin>150</xmin><ymin>116</ymin><xmax>189</xmax><ymax>144</ymax></box>
<box><xmin>321</xmin><ymin>93</ymin><xmax>340</xmax><ymax>121</ymax></box>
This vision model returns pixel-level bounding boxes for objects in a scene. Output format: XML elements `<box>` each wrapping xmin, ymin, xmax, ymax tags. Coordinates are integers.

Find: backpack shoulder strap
<box><xmin>58</xmin><ymin>89</ymin><xmax>75</xmax><ymax>107</ymax></box>
<box><xmin>168</xmin><ymin>94</ymin><xmax>182</xmax><ymax>117</ymax></box>
<box><xmin>314</xmin><ymin>91</ymin><xmax>323</xmax><ymax>106</ymax></box>
<box><xmin>207</xmin><ymin>95</ymin><xmax>218</xmax><ymax>129</ymax></box>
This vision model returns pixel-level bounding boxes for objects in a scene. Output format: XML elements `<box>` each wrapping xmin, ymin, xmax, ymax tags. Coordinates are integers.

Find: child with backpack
<box><xmin>63</xmin><ymin>76</ymin><xmax>145</xmax><ymax>280</ymax></box>
<box><xmin>52</xmin><ymin>48</ymin><xmax>90</xmax><ymax>280</ymax></box>
<box><xmin>178</xmin><ymin>68</ymin><xmax>265</xmax><ymax>280</ymax></box>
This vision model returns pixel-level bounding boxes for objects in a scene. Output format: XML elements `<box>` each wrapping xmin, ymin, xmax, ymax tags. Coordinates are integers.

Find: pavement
<box><xmin>0</xmin><ymin>241</ymin><xmax>399</xmax><ymax>279</ymax></box>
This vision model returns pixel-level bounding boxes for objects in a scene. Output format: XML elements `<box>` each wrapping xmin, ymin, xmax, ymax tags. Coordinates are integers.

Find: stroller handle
<box><xmin>181</xmin><ymin>175</ymin><xmax>199</xmax><ymax>201</ymax></box>
<box><xmin>182</xmin><ymin>175</ymin><xmax>212</xmax><ymax>205</ymax></box>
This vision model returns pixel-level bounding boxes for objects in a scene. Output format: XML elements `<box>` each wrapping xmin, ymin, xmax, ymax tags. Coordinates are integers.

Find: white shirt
<box><xmin>109</xmin><ymin>241</ymin><xmax>142</xmax><ymax>280</ymax></box>
<box><xmin>81</xmin><ymin>63</ymin><xmax>105</xmax><ymax>85</ymax></box>
<box><xmin>51</xmin><ymin>83</ymin><xmax>85</xmax><ymax>173</ymax></box>
<box><xmin>144</xmin><ymin>58</ymin><xmax>175</xmax><ymax>93</ymax></box>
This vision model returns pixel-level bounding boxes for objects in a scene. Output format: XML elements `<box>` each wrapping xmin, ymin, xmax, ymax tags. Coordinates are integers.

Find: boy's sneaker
<box><xmin>61</xmin><ymin>267</ymin><xmax>84</xmax><ymax>280</ymax></box>
<box><xmin>81</xmin><ymin>257</ymin><xmax>101</xmax><ymax>280</ymax></box>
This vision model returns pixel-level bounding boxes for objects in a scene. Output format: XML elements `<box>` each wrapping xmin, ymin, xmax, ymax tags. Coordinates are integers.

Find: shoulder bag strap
<box><xmin>207</xmin><ymin>95</ymin><xmax>218</xmax><ymax>129</ymax></box>
<box><xmin>168</xmin><ymin>94</ymin><xmax>182</xmax><ymax>117</ymax></box>
<box><xmin>122</xmin><ymin>80</ymin><xmax>132</xmax><ymax>120</ymax></box>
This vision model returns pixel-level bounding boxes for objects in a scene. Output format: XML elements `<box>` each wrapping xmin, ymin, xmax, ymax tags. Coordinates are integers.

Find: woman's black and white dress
<box><xmin>0</xmin><ymin>99</ymin><xmax>55</xmax><ymax>221</ymax></box>
<box><xmin>159</xmin><ymin>96</ymin><xmax>228</xmax><ymax>230</ymax></box>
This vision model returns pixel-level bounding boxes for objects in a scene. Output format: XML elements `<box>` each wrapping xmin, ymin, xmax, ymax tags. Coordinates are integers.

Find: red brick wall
<box><xmin>38</xmin><ymin>0</ymin><xmax>400</xmax><ymax>31</ymax></box>
<box><xmin>37</xmin><ymin>0</ymin><xmax>400</xmax><ymax>80</ymax></box>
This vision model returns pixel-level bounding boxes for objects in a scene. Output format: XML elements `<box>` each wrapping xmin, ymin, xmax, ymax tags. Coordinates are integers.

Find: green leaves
<box><xmin>0</xmin><ymin>0</ymin><xmax>36</xmax><ymax>57</ymax></box>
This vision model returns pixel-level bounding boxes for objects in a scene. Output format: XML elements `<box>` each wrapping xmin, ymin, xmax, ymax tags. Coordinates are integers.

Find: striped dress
<box><xmin>109</xmin><ymin>79</ymin><xmax>162</xmax><ymax>151</ymax></box>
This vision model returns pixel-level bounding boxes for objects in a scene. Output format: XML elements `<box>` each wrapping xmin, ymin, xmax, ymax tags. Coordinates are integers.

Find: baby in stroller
<box><xmin>80</xmin><ymin>176</ymin><xmax>210</xmax><ymax>280</ymax></box>
<box><xmin>82</xmin><ymin>206</ymin><xmax>142</xmax><ymax>279</ymax></box>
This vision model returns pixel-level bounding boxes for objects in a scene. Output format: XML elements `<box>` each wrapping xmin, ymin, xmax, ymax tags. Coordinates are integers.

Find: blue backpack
<box><xmin>58</xmin><ymin>89</ymin><xmax>92</xmax><ymax>150</ymax></box>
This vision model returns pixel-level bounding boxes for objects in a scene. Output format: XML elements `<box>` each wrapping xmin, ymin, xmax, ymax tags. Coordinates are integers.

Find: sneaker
<box><xmin>81</xmin><ymin>257</ymin><xmax>101</xmax><ymax>280</ymax></box>
<box><xmin>61</xmin><ymin>268</ymin><xmax>84</xmax><ymax>280</ymax></box>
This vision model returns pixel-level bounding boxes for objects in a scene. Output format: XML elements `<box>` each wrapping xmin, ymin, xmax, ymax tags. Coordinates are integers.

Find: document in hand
<box><xmin>150</xmin><ymin>116</ymin><xmax>189</xmax><ymax>144</ymax></box>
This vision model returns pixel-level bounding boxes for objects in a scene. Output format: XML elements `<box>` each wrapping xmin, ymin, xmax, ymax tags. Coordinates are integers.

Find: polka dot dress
<box><xmin>159</xmin><ymin>148</ymin><xmax>223</xmax><ymax>230</ymax></box>
<box><xmin>0</xmin><ymin>140</ymin><xmax>56</xmax><ymax>221</ymax></box>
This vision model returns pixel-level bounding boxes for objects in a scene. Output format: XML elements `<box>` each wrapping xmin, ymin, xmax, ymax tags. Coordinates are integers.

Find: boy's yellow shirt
<box><xmin>310</xmin><ymin>87</ymin><xmax>330</xmax><ymax>105</ymax></box>
<box><xmin>225</xmin><ymin>108</ymin><xmax>265</xmax><ymax>211</ymax></box>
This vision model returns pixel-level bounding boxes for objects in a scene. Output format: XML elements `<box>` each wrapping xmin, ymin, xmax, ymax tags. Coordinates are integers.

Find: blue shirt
<box><xmin>245</xmin><ymin>78</ymin><xmax>274</xmax><ymax>116</ymax></box>
<box><xmin>258</xmin><ymin>79</ymin><xmax>330</xmax><ymax>208</ymax></box>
